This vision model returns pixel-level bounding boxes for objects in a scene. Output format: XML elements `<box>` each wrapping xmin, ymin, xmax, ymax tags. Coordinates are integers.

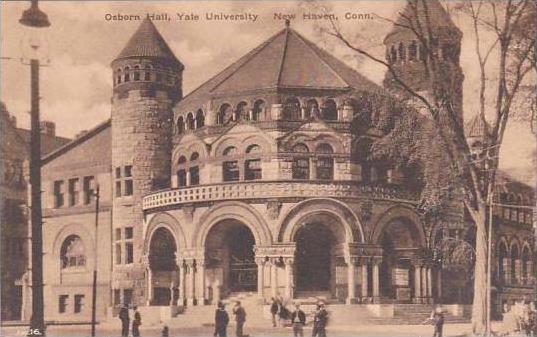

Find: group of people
<box><xmin>500</xmin><ymin>300</ymin><xmax>537</xmax><ymax>336</ymax></box>
<box><xmin>214</xmin><ymin>300</ymin><xmax>247</xmax><ymax>337</ymax></box>
<box><xmin>270</xmin><ymin>297</ymin><xmax>329</xmax><ymax>337</ymax></box>
<box><xmin>118</xmin><ymin>305</ymin><xmax>142</xmax><ymax>337</ymax></box>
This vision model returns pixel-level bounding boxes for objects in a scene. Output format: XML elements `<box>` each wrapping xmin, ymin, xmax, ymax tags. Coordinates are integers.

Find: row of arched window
<box><xmin>387</xmin><ymin>39</ymin><xmax>459</xmax><ymax>64</ymax></box>
<box><xmin>282</xmin><ymin>98</ymin><xmax>337</xmax><ymax>121</ymax></box>
<box><xmin>114</xmin><ymin>64</ymin><xmax>179</xmax><ymax>87</ymax></box>
<box><xmin>216</xmin><ymin>100</ymin><xmax>266</xmax><ymax>125</ymax></box>
<box><xmin>498</xmin><ymin>240</ymin><xmax>533</xmax><ymax>287</ymax></box>
<box><xmin>176</xmin><ymin>110</ymin><xmax>205</xmax><ymax>134</ymax></box>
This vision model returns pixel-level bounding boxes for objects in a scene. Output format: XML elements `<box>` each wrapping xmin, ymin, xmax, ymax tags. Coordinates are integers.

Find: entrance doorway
<box><xmin>295</xmin><ymin>223</ymin><xmax>334</xmax><ymax>291</ymax></box>
<box><xmin>149</xmin><ymin>227</ymin><xmax>177</xmax><ymax>305</ymax></box>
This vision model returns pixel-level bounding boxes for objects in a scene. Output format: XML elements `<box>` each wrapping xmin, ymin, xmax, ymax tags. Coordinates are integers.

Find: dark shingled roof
<box><xmin>385</xmin><ymin>0</ymin><xmax>461</xmax><ymax>41</ymax></box>
<box><xmin>177</xmin><ymin>26</ymin><xmax>385</xmax><ymax>109</ymax></box>
<box><xmin>114</xmin><ymin>18</ymin><xmax>182</xmax><ymax>66</ymax></box>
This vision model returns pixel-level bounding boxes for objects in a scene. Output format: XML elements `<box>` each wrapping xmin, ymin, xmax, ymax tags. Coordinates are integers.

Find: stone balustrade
<box><xmin>142</xmin><ymin>180</ymin><xmax>419</xmax><ymax>211</ymax></box>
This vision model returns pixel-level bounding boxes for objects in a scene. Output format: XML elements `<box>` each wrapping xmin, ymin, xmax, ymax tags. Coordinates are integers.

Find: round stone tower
<box><xmin>383</xmin><ymin>0</ymin><xmax>464</xmax><ymax>121</ymax></box>
<box><xmin>110</xmin><ymin>18</ymin><xmax>183</xmax><ymax>305</ymax></box>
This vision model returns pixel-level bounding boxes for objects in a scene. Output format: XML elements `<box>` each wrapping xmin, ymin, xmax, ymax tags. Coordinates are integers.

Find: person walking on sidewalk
<box><xmin>132</xmin><ymin>306</ymin><xmax>142</xmax><ymax>337</ymax></box>
<box><xmin>270</xmin><ymin>297</ymin><xmax>279</xmax><ymax>327</ymax></box>
<box><xmin>430</xmin><ymin>306</ymin><xmax>445</xmax><ymax>337</ymax></box>
<box><xmin>290</xmin><ymin>303</ymin><xmax>306</xmax><ymax>337</ymax></box>
<box><xmin>312</xmin><ymin>302</ymin><xmax>328</xmax><ymax>337</ymax></box>
<box><xmin>119</xmin><ymin>304</ymin><xmax>130</xmax><ymax>337</ymax></box>
<box><xmin>233</xmin><ymin>301</ymin><xmax>247</xmax><ymax>337</ymax></box>
<box><xmin>214</xmin><ymin>301</ymin><xmax>230</xmax><ymax>337</ymax></box>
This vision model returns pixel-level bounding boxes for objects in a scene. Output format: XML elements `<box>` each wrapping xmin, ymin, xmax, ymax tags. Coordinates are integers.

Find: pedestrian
<box><xmin>132</xmin><ymin>306</ymin><xmax>142</xmax><ymax>337</ymax></box>
<box><xmin>430</xmin><ymin>306</ymin><xmax>445</xmax><ymax>337</ymax></box>
<box><xmin>119</xmin><ymin>304</ymin><xmax>130</xmax><ymax>337</ymax></box>
<box><xmin>270</xmin><ymin>297</ymin><xmax>279</xmax><ymax>327</ymax></box>
<box><xmin>233</xmin><ymin>301</ymin><xmax>247</xmax><ymax>337</ymax></box>
<box><xmin>290</xmin><ymin>303</ymin><xmax>306</xmax><ymax>337</ymax></box>
<box><xmin>161</xmin><ymin>325</ymin><xmax>169</xmax><ymax>337</ymax></box>
<box><xmin>312</xmin><ymin>302</ymin><xmax>328</xmax><ymax>337</ymax></box>
<box><xmin>214</xmin><ymin>301</ymin><xmax>230</xmax><ymax>337</ymax></box>
<box><xmin>278</xmin><ymin>300</ymin><xmax>289</xmax><ymax>327</ymax></box>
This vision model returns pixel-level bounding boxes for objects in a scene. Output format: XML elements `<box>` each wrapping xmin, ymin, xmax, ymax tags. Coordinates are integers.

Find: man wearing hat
<box><xmin>290</xmin><ymin>303</ymin><xmax>306</xmax><ymax>337</ymax></box>
<box><xmin>312</xmin><ymin>302</ymin><xmax>328</xmax><ymax>337</ymax></box>
<box><xmin>214</xmin><ymin>301</ymin><xmax>230</xmax><ymax>337</ymax></box>
<box><xmin>118</xmin><ymin>304</ymin><xmax>130</xmax><ymax>337</ymax></box>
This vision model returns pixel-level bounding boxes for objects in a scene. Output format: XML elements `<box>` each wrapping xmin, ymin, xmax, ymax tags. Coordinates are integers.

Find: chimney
<box><xmin>39</xmin><ymin>121</ymin><xmax>56</xmax><ymax>136</ymax></box>
<box><xmin>76</xmin><ymin>130</ymin><xmax>88</xmax><ymax>138</ymax></box>
<box><xmin>10</xmin><ymin>115</ymin><xmax>17</xmax><ymax>127</ymax></box>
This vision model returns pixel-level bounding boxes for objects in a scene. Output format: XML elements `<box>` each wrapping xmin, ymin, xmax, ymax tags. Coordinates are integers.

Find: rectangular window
<box><xmin>115</xmin><ymin>167</ymin><xmax>121</xmax><ymax>179</ymax></box>
<box><xmin>177</xmin><ymin>169</ymin><xmax>187</xmax><ymax>187</ymax></box>
<box><xmin>223</xmin><ymin>161</ymin><xmax>239</xmax><ymax>182</ymax></box>
<box><xmin>59</xmin><ymin>295</ymin><xmax>68</xmax><ymax>313</ymax></box>
<box><xmin>68</xmin><ymin>178</ymin><xmax>80</xmax><ymax>206</ymax></box>
<box><xmin>124</xmin><ymin>179</ymin><xmax>133</xmax><ymax>196</ymax></box>
<box><xmin>123</xmin><ymin>289</ymin><xmax>133</xmax><ymax>306</ymax></box>
<box><xmin>126</xmin><ymin>242</ymin><xmax>133</xmax><ymax>264</ymax></box>
<box><xmin>114</xmin><ymin>289</ymin><xmax>121</xmax><ymax>305</ymax></box>
<box><xmin>83</xmin><ymin>176</ymin><xmax>95</xmax><ymax>204</ymax></box>
<box><xmin>124</xmin><ymin>165</ymin><xmax>132</xmax><ymax>177</ymax></box>
<box><xmin>189</xmin><ymin>166</ymin><xmax>200</xmax><ymax>185</ymax></box>
<box><xmin>54</xmin><ymin>180</ymin><xmax>65</xmax><ymax>208</ymax></box>
<box><xmin>125</xmin><ymin>227</ymin><xmax>133</xmax><ymax>239</ymax></box>
<box><xmin>245</xmin><ymin>160</ymin><xmax>262</xmax><ymax>180</ymax></box>
<box><xmin>74</xmin><ymin>294</ymin><xmax>84</xmax><ymax>313</ymax></box>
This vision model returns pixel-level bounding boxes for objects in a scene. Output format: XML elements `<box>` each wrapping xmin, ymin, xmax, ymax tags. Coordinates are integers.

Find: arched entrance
<box><xmin>295</xmin><ymin>223</ymin><xmax>333</xmax><ymax>291</ymax></box>
<box><xmin>206</xmin><ymin>220</ymin><xmax>257</xmax><ymax>296</ymax></box>
<box><xmin>148</xmin><ymin>227</ymin><xmax>177</xmax><ymax>305</ymax></box>
<box><xmin>378</xmin><ymin>218</ymin><xmax>422</xmax><ymax>302</ymax></box>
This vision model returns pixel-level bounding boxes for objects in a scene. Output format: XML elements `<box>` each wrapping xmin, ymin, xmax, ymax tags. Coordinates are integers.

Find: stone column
<box><xmin>186</xmin><ymin>260</ymin><xmax>196</xmax><ymax>306</ymax></box>
<box><xmin>142</xmin><ymin>255</ymin><xmax>153</xmax><ymax>306</ymax></box>
<box><xmin>436</xmin><ymin>269</ymin><xmax>442</xmax><ymax>300</ymax></box>
<box><xmin>310</xmin><ymin>158</ymin><xmax>317</xmax><ymax>180</ymax></box>
<box><xmin>420</xmin><ymin>266</ymin><xmax>427</xmax><ymax>300</ymax></box>
<box><xmin>256</xmin><ymin>258</ymin><xmax>265</xmax><ymax>300</ymax></box>
<box><xmin>346</xmin><ymin>257</ymin><xmax>357</xmax><ymax>304</ymax></box>
<box><xmin>284</xmin><ymin>258</ymin><xmax>294</xmax><ymax>300</ymax></box>
<box><xmin>414</xmin><ymin>265</ymin><xmax>421</xmax><ymax>304</ymax></box>
<box><xmin>186</xmin><ymin>170</ymin><xmax>191</xmax><ymax>186</ymax></box>
<box><xmin>427</xmin><ymin>267</ymin><xmax>433</xmax><ymax>301</ymax></box>
<box><xmin>178</xmin><ymin>259</ymin><xmax>185</xmax><ymax>306</ymax></box>
<box><xmin>372</xmin><ymin>259</ymin><xmax>380</xmax><ymax>301</ymax></box>
<box><xmin>270</xmin><ymin>259</ymin><xmax>278</xmax><ymax>298</ymax></box>
<box><xmin>197</xmin><ymin>259</ymin><xmax>206</xmax><ymax>305</ymax></box>
<box><xmin>271</xmin><ymin>104</ymin><xmax>283</xmax><ymax>120</ymax></box>
<box><xmin>361</xmin><ymin>260</ymin><xmax>368</xmax><ymax>300</ymax></box>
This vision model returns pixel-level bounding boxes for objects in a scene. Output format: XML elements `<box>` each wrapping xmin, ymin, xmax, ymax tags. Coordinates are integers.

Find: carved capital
<box><xmin>266</xmin><ymin>199</ymin><xmax>282</xmax><ymax>220</ymax></box>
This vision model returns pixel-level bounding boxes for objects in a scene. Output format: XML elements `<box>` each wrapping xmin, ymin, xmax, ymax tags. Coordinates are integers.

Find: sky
<box><xmin>0</xmin><ymin>1</ymin><xmax>535</xmax><ymax>184</ymax></box>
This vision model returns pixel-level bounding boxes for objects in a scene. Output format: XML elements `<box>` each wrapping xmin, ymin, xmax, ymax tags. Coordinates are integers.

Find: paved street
<box><xmin>1</xmin><ymin>322</ymin><xmax>500</xmax><ymax>337</ymax></box>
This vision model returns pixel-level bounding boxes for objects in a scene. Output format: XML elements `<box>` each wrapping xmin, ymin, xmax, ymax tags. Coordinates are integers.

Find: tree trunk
<box><xmin>471</xmin><ymin>205</ymin><xmax>488</xmax><ymax>336</ymax></box>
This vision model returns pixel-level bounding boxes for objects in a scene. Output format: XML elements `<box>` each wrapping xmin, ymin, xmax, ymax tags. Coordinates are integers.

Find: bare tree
<box><xmin>322</xmin><ymin>0</ymin><xmax>536</xmax><ymax>334</ymax></box>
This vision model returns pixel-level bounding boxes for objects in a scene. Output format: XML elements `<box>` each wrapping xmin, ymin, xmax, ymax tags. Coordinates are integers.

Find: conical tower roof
<box><xmin>385</xmin><ymin>0</ymin><xmax>461</xmax><ymax>42</ymax></box>
<box><xmin>114</xmin><ymin>18</ymin><xmax>183</xmax><ymax>67</ymax></box>
<box><xmin>465</xmin><ymin>114</ymin><xmax>490</xmax><ymax>139</ymax></box>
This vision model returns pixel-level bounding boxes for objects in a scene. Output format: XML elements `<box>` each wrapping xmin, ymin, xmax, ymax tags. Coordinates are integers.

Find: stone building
<box><xmin>1</xmin><ymin>102</ymin><xmax>70</xmax><ymax>321</ymax></box>
<box><xmin>26</xmin><ymin>0</ymin><xmax>535</xmax><ymax>323</ymax></box>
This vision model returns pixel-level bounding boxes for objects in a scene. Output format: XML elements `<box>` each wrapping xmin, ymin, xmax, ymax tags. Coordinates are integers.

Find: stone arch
<box><xmin>144</xmin><ymin>212</ymin><xmax>188</xmax><ymax>253</ymax></box>
<box><xmin>172</xmin><ymin>136</ymin><xmax>209</xmax><ymax>165</ymax></box>
<box><xmin>509</xmin><ymin>236</ymin><xmax>521</xmax><ymax>254</ymax></box>
<box><xmin>370</xmin><ymin>205</ymin><xmax>425</xmax><ymax>247</ymax></box>
<box><xmin>496</xmin><ymin>236</ymin><xmax>510</xmax><ymax>256</ymax></box>
<box><xmin>193</xmin><ymin>201</ymin><xmax>272</xmax><ymax>248</ymax></box>
<box><xmin>213</xmin><ymin>136</ymin><xmax>243</xmax><ymax>157</ymax></box>
<box><xmin>278</xmin><ymin>198</ymin><xmax>364</xmax><ymax>244</ymax></box>
<box><xmin>53</xmin><ymin>224</ymin><xmax>95</xmax><ymax>269</ymax></box>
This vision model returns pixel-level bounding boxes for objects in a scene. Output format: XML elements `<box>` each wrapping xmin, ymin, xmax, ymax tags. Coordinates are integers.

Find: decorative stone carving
<box><xmin>266</xmin><ymin>200</ymin><xmax>282</xmax><ymax>220</ymax></box>
<box><xmin>182</xmin><ymin>204</ymin><xmax>195</xmax><ymax>222</ymax></box>
<box><xmin>360</xmin><ymin>201</ymin><xmax>373</xmax><ymax>222</ymax></box>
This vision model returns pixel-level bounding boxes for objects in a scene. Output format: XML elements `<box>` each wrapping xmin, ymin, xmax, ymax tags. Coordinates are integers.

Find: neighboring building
<box><xmin>1</xmin><ymin>102</ymin><xmax>70</xmax><ymax>321</ymax></box>
<box><xmin>23</xmin><ymin>0</ymin><xmax>534</xmax><ymax>323</ymax></box>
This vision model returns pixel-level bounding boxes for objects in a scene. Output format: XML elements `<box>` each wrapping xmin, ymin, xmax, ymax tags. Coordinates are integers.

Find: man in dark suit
<box><xmin>214</xmin><ymin>301</ymin><xmax>230</xmax><ymax>337</ymax></box>
<box><xmin>312</xmin><ymin>302</ymin><xmax>328</xmax><ymax>337</ymax></box>
<box><xmin>290</xmin><ymin>303</ymin><xmax>306</xmax><ymax>337</ymax></box>
<box><xmin>233</xmin><ymin>301</ymin><xmax>247</xmax><ymax>337</ymax></box>
<box><xmin>119</xmin><ymin>304</ymin><xmax>130</xmax><ymax>337</ymax></box>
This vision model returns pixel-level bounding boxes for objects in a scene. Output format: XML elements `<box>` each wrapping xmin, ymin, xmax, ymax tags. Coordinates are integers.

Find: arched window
<box><xmin>217</xmin><ymin>104</ymin><xmax>232</xmax><ymax>125</ymax></box>
<box><xmin>176</xmin><ymin>116</ymin><xmax>185</xmax><ymax>135</ymax></box>
<box><xmin>116</xmin><ymin>69</ymin><xmax>122</xmax><ymax>85</ymax></box>
<box><xmin>306</xmin><ymin>99</ymin><xmax>319</xmax><ymax>118</ymax></box>
<box><xmin>292</xmin><ymin>144</ymin><xmax>310</xmax><ymax>180</ymax></box>
<box><xmin>61</xmin><ymin>235</ymin><xmax>86</xmax><ymax>269</ymax></box>
<box><xmin>409</xmin><ymin>41</ymin><xmax>418</xmax><ymax>61</ymax></box>
<box><xmin>187</xmin><ymin>113</ymin><xmax>195</xmax><ymax>130</ymax></box>
<box><xmin>177</xmin><ymin>156</ymin><xmax>187</xmax><ymax>187</ymax></box>
<box><xmin>521</xmin><ymin>246</ymin><xmax>531</xmax><ymax>285</ymax></box>
<box><xmin>398</xmin><ymin>42</ymin><xmax>406</xmax><ymax>61</ymax></box>
<box><xmin>196</xmin><ymin>109</ymin><xmax>205</xmax><ymax>128</ymax></box>
<box><xmin>189</xmin><ymin>152</ymin><xmax>200</xmax><ymax>186</ymax></box>
<box><xmin>235</xmin><ymin>101</ymin><xmax>248</xmax><ymax>121</ymax></box>
<box><xmin>245</xmin><ymin>144</ymin><xmax>262</xmax><ymax>181</ymax></box>
<box><xmin>321</xmin><ymin>99</ymin><xmax>338</xmax><ymax>121</ymax></box>
<box><xmin>354</xmin><ymin>138</ymin><xmax>373</xmax><ymax>182</ymax></box>
<box><xmin>283</xmin><ymin>97</ymin><xmax>301</xmax><ymax>120</ymax></box>
<box><xmin>498</xmin><ymin>242</ymin><xmax>508</xmax><ymax>285</ymax></box>
<box><xmin>511</xmin><ymin>244</ymin><xmax>519</xmax><ymax>285</ymax></box>
<box><xmin>390</xmin><ymin>45</ymin><xmax>397</xmax><ymax>63</ymax></box>
<box><xmin>124</xmin><ymin>66</ymin><xmax>130</xmax><ymax>82</ymax></box>
<box><xmin>252</xmin><ymin>100</ymin><xmax>265</xmax><ymax>121</ymax></box>
<box><xmin>133</xmin><ymin>65</ymin><xmax>140</xmax><ymax>81</ymax></box>
<box><xmin>144</xmin><ymin>65</ymin><xmax>152</xmax><ymax>81</ymax></box>
<box><xmin>223</xmin><ymin>146</ymin><xmax>239</xmax><ymax>182</ymax></box>
<box><xmin>316</xmin><ymin>143</ymin><xmax>334</xmax><ymax>180</ymax></box>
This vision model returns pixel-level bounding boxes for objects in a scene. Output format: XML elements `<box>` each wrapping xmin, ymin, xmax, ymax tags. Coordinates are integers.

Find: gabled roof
<box><xmin>176</xmin><ymin>25</ymin><xmax>385</xmax><ymax>109</ymax></box>
<box><xmin>465</xmin><ymin>114</ymin><xmax>490</xmax><ymax>139</ymax></box>
<box><xmin>16</xmin><ymin>128</ymin><xmax>71</xmax><ymax>156</ymax></box>
<box><xmin>385</xmin><ymin>0</ymin><xmax>461</xmax><ymax>42</ymax></box>
<box><xmin>114</xmin><ymin>18</ymin><xmax>183</xmax><ymax>67</ymax></box>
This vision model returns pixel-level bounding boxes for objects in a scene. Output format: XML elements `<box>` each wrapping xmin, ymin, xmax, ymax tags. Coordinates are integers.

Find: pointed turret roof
<box><xmin>177</xmin><ymin>24</ymin><xmax>384</xmax><ymax>109</ymax></box>
<box><xmin>385</xmin><ymin>0</ymin><xmax>461</xmax><ymax>42</ymax></box>
<box><xmin>465</xmin><ymin>114</ymin><xmax>490</xmax><ymax>139</ymax></box>
<box><xmin>114</xmin><ymin>18</ymin><xmax>182</xmax><ymax>66</ymax></box>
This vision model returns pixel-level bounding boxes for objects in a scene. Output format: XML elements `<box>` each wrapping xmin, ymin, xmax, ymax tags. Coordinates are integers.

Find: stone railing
<box><xmin>142</xmin><ymin>180</ymin><xmax>419</xmax><ymax>211</ymax></box>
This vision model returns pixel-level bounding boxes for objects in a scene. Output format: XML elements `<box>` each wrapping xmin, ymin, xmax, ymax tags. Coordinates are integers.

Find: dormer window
<box><xmin>124</xmin><ymin>67</ymin><xmax>130</xmax><ymax>82</ymax></box>
<box><xmin>252</xmin><ymin>100</ymin><xmax>265</xmax><ymax>121</ymax></box>
<box><xmin>144</xmin><ymin>65</ymin><xmax>152</xmax><ymax>81</ymax></box>
<box><xmin>398</xmin><ymin>42</ymin><xmax>406</xmax><ymax>62</ymax></box>
<box><xmin>409</xmin><ymin>41</ymin><xmax>417</xmax><ymax>61</ymax></box>
<box><xmin>133</xmin><ymin>66</ymin><xmax>140</xmax><ymax>81</ymax></box>
<box><xmin>321</xmin><ymin>99</ymin><xmax>337</xmax><ymax>121</ymax></box>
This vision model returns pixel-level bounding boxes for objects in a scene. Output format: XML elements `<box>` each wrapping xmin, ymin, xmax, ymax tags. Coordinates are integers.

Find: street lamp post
<box><xmin>91</xmin><ymin>185</ymin><xmax>100</xmax><ymax>337</ymax></box>
<box><xmin>19</xmin><ymin>1</ymin><xmax>50</xmax><ymax>336</ymax></box>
